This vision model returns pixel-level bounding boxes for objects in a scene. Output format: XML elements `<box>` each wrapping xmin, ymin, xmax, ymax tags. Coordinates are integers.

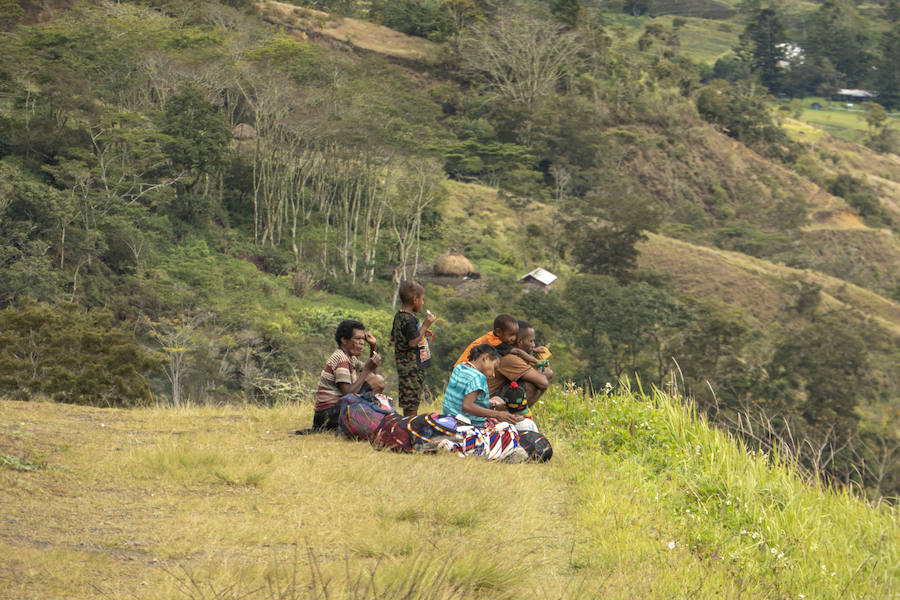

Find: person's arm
<box><xmin>518</xmin><ymin>368</ymin><xmax>550</xmax><ymax>407</ymax></box>
<box><xmin>406</xmin><ymin>312</ymin><xmax>437</xmax><ymax>348</ymax></box>
<box><xmin>337</xmin><ymin>354</ymin><xmax>381</xmax><ymax>396</ymax></box>
<box><xmin>520</xmin><ymin>368</ymin><xmax>549</xmax><ymax>391</ymax></box>
<box><xmin>510</xmin><ymin>347</ymin><xmax>538</xmax><ymax>365</ymax></box>
<box><xmin>365</xmin><ymin>332</ymin><xmax>378</xmax><ymax>355</ymax></box>
<box><xmin>461</xmin><ymin>391</ymin><xmax>522</xmax><ymax>424</ymax></box>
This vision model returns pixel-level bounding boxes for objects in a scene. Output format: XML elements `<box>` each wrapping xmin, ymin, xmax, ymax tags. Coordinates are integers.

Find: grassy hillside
<box><xmin>637</xmin><ymin>233</ymin><xmax>900</xmax><ymax>336</ymax></box>
<box><xmin>2</xmin><ymin>389</ymin><xmax>897</xmax><ymax>599</ymax></box>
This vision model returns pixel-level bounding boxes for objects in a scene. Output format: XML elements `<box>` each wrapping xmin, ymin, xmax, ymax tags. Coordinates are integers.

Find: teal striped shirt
<box><xmin>441</xmin><ymin>362</ymin><xmax>490</xmax><ymax>426</ymax></box>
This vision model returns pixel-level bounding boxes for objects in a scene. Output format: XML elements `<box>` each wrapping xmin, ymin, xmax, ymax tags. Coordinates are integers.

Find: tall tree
<box><xmin>874</xmin><ymin>23</ymin><xmax>900</xmax><ymax>109</ymax></box>
<box><xmin>459</xmin><ymin>5</ymin><xmax>583</xmax><ymax>114</ymax></box>
<box><xmin>803</xmin><ymin>0</ymin><xmax>869</xmax><ymax>88</ymax></box>
<box><xmin>389</xmin><ymin>160</ymin><xmax>446</xmax><ymax>306</ymax></box>
<box><xmin>738</xmin><ymin>8</ymin><xmax>787</xmax><ymax>94</ymax></box>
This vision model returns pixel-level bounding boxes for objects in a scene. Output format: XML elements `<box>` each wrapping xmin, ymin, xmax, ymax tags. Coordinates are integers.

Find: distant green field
<box><xmin>775</xmin><ymin>97</ymin><xmax>900</xmax><ymax>144</ymax></box>
<box><xmin>670</xmin><ymin>17</ymin><xmax>739</xmax><ymax>64</ymax></box>
<box><xmin>604</xmin><ymin>14</ymin><xmax>739</xmax><ymax>65</ymax></box>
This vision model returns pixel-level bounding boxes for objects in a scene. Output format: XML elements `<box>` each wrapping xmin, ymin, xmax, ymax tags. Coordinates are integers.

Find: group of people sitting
<box><xmin>309</xmin><ymin>280</ymin><xmax>553</xmax><ymax>439</ymax></box>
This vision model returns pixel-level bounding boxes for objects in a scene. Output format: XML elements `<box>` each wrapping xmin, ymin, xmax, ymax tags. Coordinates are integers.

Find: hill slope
<box><xmin>2</xmin><ymin>390</ymin><xmax>896</xmax><ymax>599</ymax></box>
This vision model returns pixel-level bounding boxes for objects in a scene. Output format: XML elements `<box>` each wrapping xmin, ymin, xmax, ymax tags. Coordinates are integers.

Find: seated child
<box><xmin>453</xmin><ymin>314</ymin><xmax>540</xmax><ymax>368</ymax></box>
<box><xmin>442</xmin><ymin>344</ymin><xmax>522</xmax><ymax>428</ymax></box>
<box><xmin>497</xmin><ymin>379</ymin><xmax>538</xmax><ymax>433</ymax></box>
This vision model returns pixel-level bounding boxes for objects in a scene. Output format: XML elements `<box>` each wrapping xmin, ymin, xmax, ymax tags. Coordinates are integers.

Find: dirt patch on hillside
<box><xmin>259</xmin><ymin>1</ymin><xmax>439</xmax><ymax>62</ymax></box>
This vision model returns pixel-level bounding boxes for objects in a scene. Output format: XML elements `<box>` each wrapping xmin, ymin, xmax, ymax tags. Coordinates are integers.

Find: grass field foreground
<box><xmin>1</xmin><ymin>388</ymin><xmax>897</xmax><ymax>599</ymax></box>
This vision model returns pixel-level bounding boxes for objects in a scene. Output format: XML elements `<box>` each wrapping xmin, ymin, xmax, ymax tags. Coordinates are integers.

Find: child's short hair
<box><xmin>493</xmin><ymin>314</ymin><xmax>518</xmax><ymax>333</ymax></box>
<box><xmin>335</xmin><ymin>319</ymin><xmax>365</xmax><ymax>347</ymax></box>
<box><xmin>468</xmin><ymin>344</ymin><xmax>500</xmax><ymax>362</ymax></box>
<box><xmin>398</xmin><ymin>280</ymin><xmax>424</xmax><ymax>305</ymax></box>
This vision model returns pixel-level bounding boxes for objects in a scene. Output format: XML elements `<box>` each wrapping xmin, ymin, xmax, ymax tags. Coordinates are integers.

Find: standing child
<box><xmin>390</xmin><ymin>280</ymin><xmax>437</xmax><ymax>416</ymax></box>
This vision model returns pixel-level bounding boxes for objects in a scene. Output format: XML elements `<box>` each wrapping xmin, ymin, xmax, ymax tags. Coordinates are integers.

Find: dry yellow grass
<box><xmin>0</xmin><ymin>399</ymin><xmax>590</xmax><ymax>599</ymax></box>
<box><xmin>783</xmin><ymin>117</ymin><xmax>900</xmax><ymax>225</ymax></box>
<box><xmin>3</xmin><ymin>393</ymin><xmax>896</xmax><ymax>599</ymax></box>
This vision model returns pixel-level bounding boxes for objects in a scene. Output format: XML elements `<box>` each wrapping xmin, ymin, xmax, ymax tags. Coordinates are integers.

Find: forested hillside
<box><xmin>0</xmin><ymin>0</ymin><xmax>898</xmax><ymax>497</ymax></box>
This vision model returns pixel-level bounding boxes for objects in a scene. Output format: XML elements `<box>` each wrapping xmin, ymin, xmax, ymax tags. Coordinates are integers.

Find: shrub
<box><xmin>827</xmin><ymin>173</ymin><xmax>891</xmax><ymax>227</ymax></box>
<box><xmin>0</xmin><ymin>301</ymin><xmax>163</xmax><ymax>406</ymax></box>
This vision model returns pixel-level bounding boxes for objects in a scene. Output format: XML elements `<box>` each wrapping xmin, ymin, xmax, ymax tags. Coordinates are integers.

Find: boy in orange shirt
<box><xmin>453</xmin><ymin>314</ymin><xmax>540</xmax><ymax>368</ymax></box>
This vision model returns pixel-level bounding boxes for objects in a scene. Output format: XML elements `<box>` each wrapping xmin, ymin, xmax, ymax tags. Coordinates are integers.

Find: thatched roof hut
<box><xmin>232</xmin><ymin>123</ymin><xmax>256</xmax><ymax>141</ymax></box>
<box><xmin>434</xmin><ymin>252</ymin><xmax>476</xmax><ymax>277</ymax></box>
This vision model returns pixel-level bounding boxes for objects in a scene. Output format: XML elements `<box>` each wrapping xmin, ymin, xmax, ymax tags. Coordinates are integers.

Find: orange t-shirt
<box><xmin>453</xmin><ymin>331</ymin><xmax>505</xmax><ymax>367</ymax></box>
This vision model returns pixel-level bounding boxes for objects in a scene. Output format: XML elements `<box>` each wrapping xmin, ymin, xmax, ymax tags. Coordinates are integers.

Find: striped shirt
<box><xmin>315</xmin><ymin>348</ymin><xmax>360</xmax><ymax>411</ymax></box>
<box><xmin>441</xmin><ymin>362</ymin><xmax>490</xmax><ymax>426</ymax></box>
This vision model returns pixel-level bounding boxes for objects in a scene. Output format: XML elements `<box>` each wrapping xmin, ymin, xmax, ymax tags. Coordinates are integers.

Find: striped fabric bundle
<box><xmin>370</xmin><ymin>413</ymin><xmax>527</xmax><ymax>462</ymax></box>
<box><xmin>452</xmin><ymin>421</ymin><xmax>524</xmax><ymax>462</ymax></box>
<box><xmin>370</xmin><ymin>413</ymin><xmax>460</xmax><ymax>453</ymax></box>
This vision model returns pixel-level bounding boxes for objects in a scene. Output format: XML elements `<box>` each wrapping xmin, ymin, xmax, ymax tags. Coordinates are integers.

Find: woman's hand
<box><xmin>495</xmin><ymin>411</ymin><xmax>523</xmax><ymax>424</ymax></box>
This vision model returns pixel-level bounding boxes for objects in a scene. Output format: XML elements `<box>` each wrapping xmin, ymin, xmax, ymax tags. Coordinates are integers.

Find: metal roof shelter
<box><xmin>832</xmin><ymin>89</ymin><xmax>877</xmax><ymax>101</ymax></box>
<box><xmin>519</xmin><ymin>268</ymin><xmax>558</xmax><ymax>287</ymax></box>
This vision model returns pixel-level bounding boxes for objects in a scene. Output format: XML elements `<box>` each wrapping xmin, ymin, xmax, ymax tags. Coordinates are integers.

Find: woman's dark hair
<box><xmin>335</xmin><ymin>319</ymin><xmax>365</xmax><ymax>346</ymax></box>
<box><xmin>468</xmin><ymin>344</ymin><xmax>500</xmax><ymax>362</ymax></box>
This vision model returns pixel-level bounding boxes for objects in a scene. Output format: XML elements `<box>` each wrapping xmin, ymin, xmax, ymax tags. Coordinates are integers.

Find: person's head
<box><xmin>335</xmin><ymin>319</ymin><xmax>367</xmax><ymax>356</ymax></box>
<box><xmin>515</xmin><ymin>320</ymin><xmax>536</xmax><ymax>353</ymax></box>
<box><xmin>467</xmin><ymin>344</ymin><xmax>500</xmax><ymax>377</ymax></box>
<box><xmin>503</xmin><ymin>380</ymin><xmax>528</xmax><ymax>413</ymax></box>
<box><xmin>398</xmin><ymin>280</ymin><xmax>425</xmax><ymax>312</ymax></box>
<box><xmin>492</xmin><ymin>314</ymin><xmax>519</xmax><ymax>346</ymax></box>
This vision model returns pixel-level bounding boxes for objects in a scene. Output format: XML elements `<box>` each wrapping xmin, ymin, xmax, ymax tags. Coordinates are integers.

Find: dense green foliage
<box><xmin>537</xmin><ymin>383</ymin><xmax>899</xmax><ymax>596</ymax></box>
<box><xmin>0</xmin><ymin>301</ymin><xmax>162</xmax><ymax>405</ymax></box>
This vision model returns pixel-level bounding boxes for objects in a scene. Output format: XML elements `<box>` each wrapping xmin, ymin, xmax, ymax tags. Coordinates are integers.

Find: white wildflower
<box><xmin>771</xmin><ymin>548</ymin><xmax>777</xmax><ymax>554</ymax></box>
<box><xmin>668</xmin><ymin>541</ymin><xmax>676</xmax><ymax>549</ymax></box>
